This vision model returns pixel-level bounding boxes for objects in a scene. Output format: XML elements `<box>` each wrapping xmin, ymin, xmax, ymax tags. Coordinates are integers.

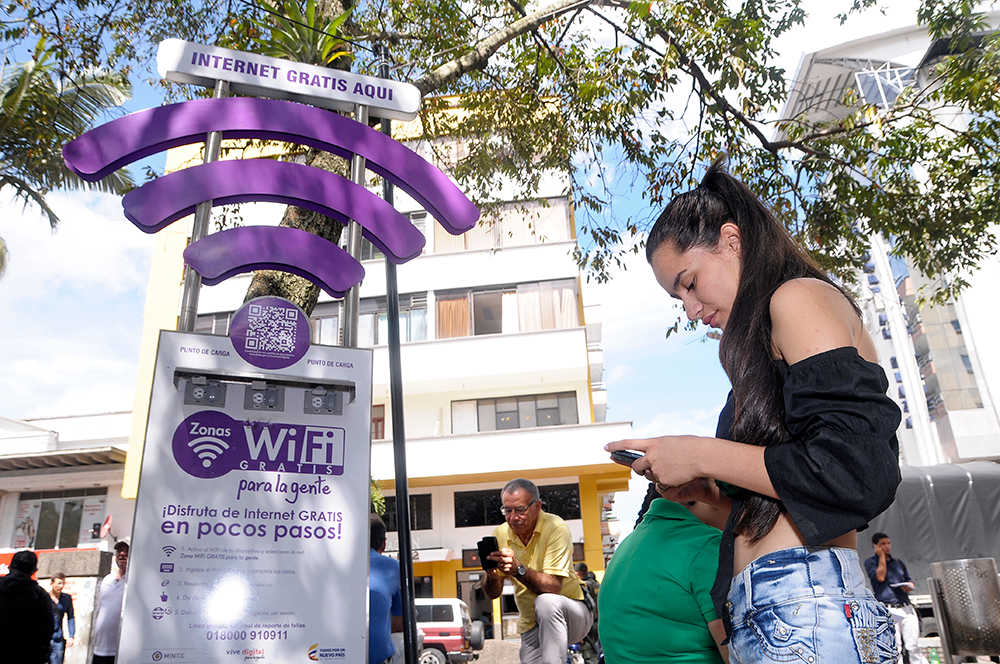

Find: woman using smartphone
<box><xmin>607</xmin><ymin>156</ymin><xmax>900</xmax><ymax>664</ymax></box>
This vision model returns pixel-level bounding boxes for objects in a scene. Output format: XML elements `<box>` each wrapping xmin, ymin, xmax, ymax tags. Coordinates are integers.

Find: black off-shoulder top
<box><xmin>709</xmin><ymin>346</ymin><xmax>902</xmax><ymax>636</ymax></box>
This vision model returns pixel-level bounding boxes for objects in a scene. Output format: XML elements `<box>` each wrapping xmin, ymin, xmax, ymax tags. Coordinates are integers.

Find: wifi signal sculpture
<box><xmin>62</xmin><ymin>97</ymin><xmax>479</xmax><ymax>297</ymax></box>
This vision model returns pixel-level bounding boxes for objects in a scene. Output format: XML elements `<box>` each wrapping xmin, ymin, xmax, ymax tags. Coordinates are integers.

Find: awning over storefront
<box><xmin>0</xmin><ymin>446</ymin><xmax>127</xmax><ymax>472</ymax></box>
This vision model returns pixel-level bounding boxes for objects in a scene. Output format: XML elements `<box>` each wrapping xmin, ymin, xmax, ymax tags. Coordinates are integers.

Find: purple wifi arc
<box><xmin>183</xmin><ymin>226</ymin><xmax>365</xmax><ymax>299</ymax></box>
<box><xmin>63</xmin><ymin>96</ymin><xmax>480</xmax><ymax>237</ymax></box>
<box><xmin>124</xmin><ymin>160</ymin><xmax>425</xmax><ymax>263</ymax></box>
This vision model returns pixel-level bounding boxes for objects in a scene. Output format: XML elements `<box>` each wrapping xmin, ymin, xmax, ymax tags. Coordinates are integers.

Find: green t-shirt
<box><xmin>598</xmin><ymin>499</ymin><xmax>724</xmax><ymax>664</ymax></box>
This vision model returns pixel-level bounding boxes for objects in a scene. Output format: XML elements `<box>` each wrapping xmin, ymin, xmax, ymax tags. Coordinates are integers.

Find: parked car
<box><xmin>415</xmin><ymin>597</ymin><xmax>485</xmax><ymax>664</ymax></box>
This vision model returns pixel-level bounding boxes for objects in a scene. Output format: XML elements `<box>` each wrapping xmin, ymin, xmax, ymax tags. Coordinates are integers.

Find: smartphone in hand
<box><xmin>477</xmin><ymin>536</ymin><xmax>500</xmax><ymax>570</ymax></box>
<box><xmin>610</xmin><ymin>450</ymin><xmax>644</xmax><ymax>467</ymax></box>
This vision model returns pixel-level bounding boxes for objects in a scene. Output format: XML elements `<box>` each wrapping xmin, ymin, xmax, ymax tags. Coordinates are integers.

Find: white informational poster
<box><xmin>119</xmin><ymin>298</ymin><xmax>373</xmax><ymax>663</ymax></box>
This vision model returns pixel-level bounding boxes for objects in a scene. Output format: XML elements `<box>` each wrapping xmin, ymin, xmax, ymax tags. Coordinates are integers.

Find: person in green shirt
<box><xmin>599</xmin><ymin>491</ymin><xmax>728</xmax><ymax>664</ymax></box>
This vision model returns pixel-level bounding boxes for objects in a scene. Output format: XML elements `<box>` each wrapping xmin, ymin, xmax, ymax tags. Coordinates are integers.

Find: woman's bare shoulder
<box><xmin>769</xmin><ymin>278</ymin><xmax>862</xmax><ymax>364</ymax></box>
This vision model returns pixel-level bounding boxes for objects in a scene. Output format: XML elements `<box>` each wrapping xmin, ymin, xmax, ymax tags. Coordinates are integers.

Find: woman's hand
<box><xmin>606</xmin><ymin>436</ymin><xmax>705</xmax><ymax>492</ymax></box>
<box><xmin>607</xmin><ymin>434</ymin><xmax>778</xmax><ymax>500</ymax></box>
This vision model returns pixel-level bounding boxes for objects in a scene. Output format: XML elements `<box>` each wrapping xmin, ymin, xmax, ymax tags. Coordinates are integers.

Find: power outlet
<box><xmin>304</xmin><ymin>388</ymin><xmax>343</xmax><ymax>415</ymax></box>
<box><xmin>183</xmin><ymin>378</ymin><xmax>227</xmax><ymax>407</ymax></box>
<box><xmin>244</xmin><ymin>381</ymin><xmax>284</xmax><ymax>411</ymax></box>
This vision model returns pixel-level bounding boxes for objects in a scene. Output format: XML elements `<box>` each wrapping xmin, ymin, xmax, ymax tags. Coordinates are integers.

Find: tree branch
<box><xmin>414</xmin><ymin>0</ymin><xmax>592</xmax><ymax>95</ymax></box>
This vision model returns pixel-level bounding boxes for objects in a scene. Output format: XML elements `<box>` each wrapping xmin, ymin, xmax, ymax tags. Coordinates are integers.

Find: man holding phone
<box><xmin>482</xmin><ymin>478</ymin><xmax>592</xmax><ymax>664</ymax></box>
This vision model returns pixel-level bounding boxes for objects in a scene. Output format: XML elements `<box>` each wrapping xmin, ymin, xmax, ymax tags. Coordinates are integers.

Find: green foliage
<box><xmin>0</xmin><ymin>38</ymin><xmax>133</xmax><ymax>277</ymax></box>
<box><xmin>226</xmin><ymin>0</ymin><xmax>353</xmax><ymax>66</ymax></box>
<box><xmin>371</xmin><ymin>477</ymin><xmax>386</xmax><ymax>516</ymax></box>
<box><xmin>3</xmin><ymin>0</ymin><xmax>1000</xmax><ymax>298</ymax></box>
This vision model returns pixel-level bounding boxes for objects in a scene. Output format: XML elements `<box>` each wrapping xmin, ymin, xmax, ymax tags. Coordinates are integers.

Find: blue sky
<box><xmin>0</xmin><ymin>0</ymin><xmax>926</xmax><ymax>536</ymax></box>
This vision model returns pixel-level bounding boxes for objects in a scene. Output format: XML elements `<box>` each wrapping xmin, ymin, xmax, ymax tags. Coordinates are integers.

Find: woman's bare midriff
<box><xmin>733</xmin><ymin>511</ymin><xmax>857</xmax><ymax>574</ymax></box>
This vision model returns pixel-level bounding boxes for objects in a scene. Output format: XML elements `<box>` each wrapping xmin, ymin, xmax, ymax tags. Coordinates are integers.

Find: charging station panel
<box><xmin>119</xmin><ymin>299</ymin><xmax>372</xmax><ymax>664</ymax></box>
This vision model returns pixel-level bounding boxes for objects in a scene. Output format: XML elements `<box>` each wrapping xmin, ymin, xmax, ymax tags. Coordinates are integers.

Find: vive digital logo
<box><xmin>172</xmin><ymin>411</ymin><xmax>346</xmax><ymax>479</ymax></box>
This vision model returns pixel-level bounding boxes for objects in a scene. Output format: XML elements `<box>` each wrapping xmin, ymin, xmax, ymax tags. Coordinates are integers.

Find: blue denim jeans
<box><xmin>50</xmin><ymin>639</ymin><xmax>65</xmax><ymax>664</ymax></box>
<box><xmin>726</xmin><ymin>547</ymin><xmax>896</xmax><ymax>664</ymax></box>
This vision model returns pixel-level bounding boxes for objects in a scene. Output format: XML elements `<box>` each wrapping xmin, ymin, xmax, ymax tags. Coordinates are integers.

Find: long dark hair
<box><xmin>646</xmin><ymin>155</ymin><xmax>860</xmax><ymax>542</ymax></box>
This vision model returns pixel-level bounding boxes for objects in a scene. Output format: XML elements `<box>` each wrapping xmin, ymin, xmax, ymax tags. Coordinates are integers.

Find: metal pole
<box><xmin>177</xmin><ymin>79</ymin><xmax>230</xmax><ymax>332</ymax></box>
<box><xmin>341</xmin><ymin>104</ymin><xmax>369</xmax><ymax>348</ymax></box>
<box><xmin>378</xmin><ymin>45</ymin><xmax>418</xmax><ymax>664</ymax></box>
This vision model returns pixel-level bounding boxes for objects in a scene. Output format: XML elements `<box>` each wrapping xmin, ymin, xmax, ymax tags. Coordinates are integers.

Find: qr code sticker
<box><xmin>245</xmin><ymin>304</ymin><xmax>298</xmax><ymax>353</ymax></box>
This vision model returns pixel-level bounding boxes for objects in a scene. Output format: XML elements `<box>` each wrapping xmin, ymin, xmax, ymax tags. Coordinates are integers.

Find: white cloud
<box><xmin>630</xmin><ymin>405</ymin><xmax>726</xmax><ymax>439</ymax></box>
<box><xmin>604</xmin><ymin>363</ymin><xmax>635</xmax><ymax>385</ymax></box>
<box><xmin>0</xmin><ymin>191</ymin><xmax>153</xmax><ymax>419</ymax></box>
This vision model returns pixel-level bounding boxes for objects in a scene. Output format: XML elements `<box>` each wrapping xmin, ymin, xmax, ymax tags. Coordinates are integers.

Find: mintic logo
<box><xmin>152</xmin><ymin>652</ymin><xmax>163</xmax><ymax>662</ymax></box>
<box><xmin>172</xmin><ymin>411</ymin><xmax>346</xmax><ymax>479</ymax></box>
<box><xmin>307</xmin><ymin>644</ymin><xmax>319</xmax><ymax>661</ymax></box>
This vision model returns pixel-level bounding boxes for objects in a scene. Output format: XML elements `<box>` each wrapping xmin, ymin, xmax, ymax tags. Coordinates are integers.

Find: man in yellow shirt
<box><xmin>483</xmin><ymin>479</ymin><xmax>593</xmax><ymax>664</ymax></box>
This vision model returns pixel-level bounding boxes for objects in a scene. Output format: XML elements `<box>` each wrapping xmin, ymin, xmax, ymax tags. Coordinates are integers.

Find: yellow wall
<box><xmin>122</xmin><ymin>221</ymin><xmax>190</xmax><ymax>498</ymax></box>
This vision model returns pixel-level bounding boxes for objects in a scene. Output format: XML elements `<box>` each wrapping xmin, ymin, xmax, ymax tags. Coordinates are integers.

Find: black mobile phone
<box><xmin>610</xmin><ymin>450</ymin><xmax>644</xmax><ymax>467</ymax></box>
<box><xmin>477</xmin><ymin>536</ymin><xmax>500</xmax><ymax>570</ymax></box>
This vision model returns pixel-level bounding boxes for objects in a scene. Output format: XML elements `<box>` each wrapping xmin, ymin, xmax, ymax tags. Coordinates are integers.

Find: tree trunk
<box><xmin>243</xmin><ymin>149</ymin><xmax>350</xmax><ymax>315</ymax></box>
<box><xmin>243</xmin><ymin>0</ymin><xmax>356</xmax><ymax>317</ymax></box>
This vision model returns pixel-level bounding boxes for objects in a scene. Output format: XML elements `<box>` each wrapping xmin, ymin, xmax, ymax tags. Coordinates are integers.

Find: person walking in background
<box><xmin>599</xmin><ymin>485</ymin><xmax>727</xmax><ymax>664</ymax></box>
<box><xmin>0</xmin><ymin>550</ymin><xmax>54</xmax><ymax>664</ymax></box>
<box><xmin>49</xmin><ymin>572</ymin><xmax>75</xmax><ymax>664</ymax></box>
<box><xmin>92</xmin><ymin>539</ymin><xmax>128</xmax><ymax>664</ymax></box>
<box><xmin>369</xmin><ymin>513</ymin><xmax>403</xmax><ymax>664</ymax></box>
<box><xmin>866</xmin><ymin>532</ymin><xmax>929</xmax><ymax>664</ymax></box>
<box><xmin>606</xmin><ymin>155</ymin><xmax>901</xmax><ymax>664</ymax></box>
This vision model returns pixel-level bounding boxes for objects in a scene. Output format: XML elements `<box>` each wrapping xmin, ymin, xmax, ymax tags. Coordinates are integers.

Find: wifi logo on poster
<box><xmin>62</xmin><ymin>92</ymin><xmax>479</xmax><ymax>297</ymax></box>
<box><xmin>172</xmin><ymin>411</ymin><xmax>345</xmax><ymax>479</ymax></box>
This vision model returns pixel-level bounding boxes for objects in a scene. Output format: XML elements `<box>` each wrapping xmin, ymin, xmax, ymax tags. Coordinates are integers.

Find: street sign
<box><xmin>157</xmin><ymin>39</ymin><xmax>422</xmax><ymax>121</ymax></box>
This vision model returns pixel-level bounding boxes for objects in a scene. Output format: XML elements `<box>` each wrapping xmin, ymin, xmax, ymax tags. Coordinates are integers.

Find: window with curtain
<box><xmin>371</xmin><ymin>404</ymin><xmax>385</xmax><ymax>440</ymax></box>
<box><xmin>436</xmin><ymin>294</ymin><xmax>470</xmax><ymax>338</ymax></box>
<box><xmin>435</xmin><ymin>280</ymin><xmax>578</xmax><ymax>339</ymax></box>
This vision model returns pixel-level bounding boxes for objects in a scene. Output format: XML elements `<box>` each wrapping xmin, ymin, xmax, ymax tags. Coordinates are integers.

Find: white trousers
<box><xmin>886</xmin><ymin>604</ymin><xmax>928</xmax><ymax>664</ymax></box>
<box><xmin>519</xmin><ymin>594</ymin><xmax>593</xmax><ymax>664</ymax></box>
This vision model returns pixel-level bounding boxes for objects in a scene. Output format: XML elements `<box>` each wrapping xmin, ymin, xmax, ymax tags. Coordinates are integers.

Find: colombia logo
<box><xmin>307</xmin><ymin>644</ymin><xmax>319</xmax><ymax>661</ymax></box>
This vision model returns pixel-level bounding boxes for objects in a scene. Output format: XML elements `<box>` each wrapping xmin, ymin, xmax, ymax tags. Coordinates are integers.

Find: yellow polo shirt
<box><xmin>492</xmin><ymin>509</ymin><xmax>584</xmax><ymax>633</ymax></box>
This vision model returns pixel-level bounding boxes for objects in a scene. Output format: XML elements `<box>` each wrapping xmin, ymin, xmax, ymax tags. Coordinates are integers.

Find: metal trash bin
<box><xmin>929</xmin><ymin>557</ymin><xmax>1000</xmax><ymax>661</ymax></box>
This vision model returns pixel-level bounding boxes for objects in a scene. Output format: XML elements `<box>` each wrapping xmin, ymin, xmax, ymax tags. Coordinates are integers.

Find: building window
<box><xmin>435</xmin><ymin>280</ymin><xmax>578</xmax><ymax>339</ymax></box>
<box><xmin>195</xmin><ymin>312</ymin><xmax>231</xmax><ymax>336</ymax></box>
<box><xmin>541</xmin><ymin>483</ymin><xmax>581</xmax><ymax>520</ymax></box>
<box><xmin>384</xmin><ymin>494</ymin><xmax>432</xmax><ymax>531</ymax></box>
<box><xmin>453</xmin><ymin>489</ymin><xmax>505</xmax><ymax>528</ymax></box>
<box><xmin>451</xmin><ymin>392</ymin><xmax>578</xmax><ymax>434</ymax></box>
<box><xmin>454</xmin><ymin>483</ymin><xmax>581</xmax><ymax>527</ymax></box>
<box><xmin>358</xmin><ymin>293</ymin><xmax>428</xmax><ymax>347</ymax></box>
<box><xmin>432</xmin><ymin>198</ymin><xmax>572</xmax><ymax>253</ymax></box>
<box><xmin>360</xmin><ymin>211</ymin><xmax>426</xmax><ymax>260</ymax></box>
<box><xmin>414</xmin><ymin>576</ymin><xmax>433</xmax><ymax>598</ymax></box>
<box><xmin>310</xmin><ymin>302</ymin><xmax>341</xmax><ymax>346</ymax></box>
<box><xmin>372</xmin><ymin>405</ymin><xmax>385</xmax><ymax>440</ymax></box>
<box><xmin>13</xmin><ymin>488</ymin><xmax>108</xmax><ymax>550</ymax></box>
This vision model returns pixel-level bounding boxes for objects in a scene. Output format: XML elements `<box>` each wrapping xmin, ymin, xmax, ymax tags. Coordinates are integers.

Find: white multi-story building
<box><xmin>0</xmin><ymin>115</ymin><xmax>630</xmax><ymax>639</ymax></box>
<box><xmin>782</xmin><ymin>13</ymin><xmax>1000</xmax><ymax>466</ymax></box>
